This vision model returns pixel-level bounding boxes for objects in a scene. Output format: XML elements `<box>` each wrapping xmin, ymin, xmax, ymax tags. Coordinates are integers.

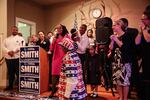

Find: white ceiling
<box><xmin>31</xmin><ymin>0</ymin><xmax>72</xmax><ymax>6</ymax></box>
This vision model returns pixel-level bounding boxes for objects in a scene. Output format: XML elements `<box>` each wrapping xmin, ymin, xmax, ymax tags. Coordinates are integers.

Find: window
<box><xmin>16</xmin><ymin>17</ymin><xmax>36</xmax><ymax>44</ymax></box>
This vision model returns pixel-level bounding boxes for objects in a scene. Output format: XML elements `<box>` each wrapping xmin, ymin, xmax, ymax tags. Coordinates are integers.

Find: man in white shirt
<box><xmin>2</xmin><ymin>26</ymin><xmax>25</xmax><ymax>90</ymax></box>
<box><xmin>76</xmin><ymin>24</ymin><xmax>89</xmax><ymax>83</ymax></box>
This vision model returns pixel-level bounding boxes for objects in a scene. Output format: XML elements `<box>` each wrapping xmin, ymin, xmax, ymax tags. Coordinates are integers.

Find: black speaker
<box><xmin>96</xmin><ymin>17</ymin><xmax>112</xmax><ymax>28</ymax></box>
<box><xmin>96</xmin><ymin>17</ymin><xmax>113</xmax><ymax>44</ymax></box>
<box><xmin>96</xmin><ymin>27</ymin><xmax>112</xmax><ymax>44</ymax></box>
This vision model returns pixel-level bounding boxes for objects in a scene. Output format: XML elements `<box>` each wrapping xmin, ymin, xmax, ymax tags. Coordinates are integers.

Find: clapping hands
<box><xmin>110</xmin><ymin>34</ymin><xmax>118</xmax><ymax>41</ymax></box>
<box><xmin>139</xmin><ymin>20</ymin><xmax>146</xmax><ymax>31</ymax></box>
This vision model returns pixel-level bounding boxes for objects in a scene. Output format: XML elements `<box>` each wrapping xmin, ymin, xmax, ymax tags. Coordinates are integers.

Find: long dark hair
<box><xmin>60</xmin><ymin>24</ymin><xmax>69</xmax><ymax>37</ymax></box>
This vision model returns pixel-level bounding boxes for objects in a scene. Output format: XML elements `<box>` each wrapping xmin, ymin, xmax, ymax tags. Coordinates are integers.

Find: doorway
<box><xmin>16</xmin><ymin>17</ymin><xmax>36</xmax><ymax>44</ymax></box>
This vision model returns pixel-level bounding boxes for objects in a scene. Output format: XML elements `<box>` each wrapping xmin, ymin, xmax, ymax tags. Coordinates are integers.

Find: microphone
<box><xmin>21</xmin><ymin>41</ymin><xmax>24</xmax><ymax>46</ymax></box>
<box><xmin>55</xmin><ymin>33</ymin><xmax>59</xmax><ymax>38</ymax></box>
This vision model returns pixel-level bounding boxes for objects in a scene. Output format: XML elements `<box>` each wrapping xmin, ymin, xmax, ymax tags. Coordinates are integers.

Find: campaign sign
<box><xmin>19</xmin><ymin>77</ymin><xmax>40</xmax><ymax>94</ymax></box>
<box><xmin>19</xmin><ymin>46</ymin><xmax>40</xmax><ymax>94</ymax></box>
<box><xmin>20</xmin><ymin>46</ymin><xmax>39</xmax><ymax>61</ymax></box>
<box><xmin>20</xmin><ymin>62</ymin><xmax>39</xmax><ymax>77</ymax></box>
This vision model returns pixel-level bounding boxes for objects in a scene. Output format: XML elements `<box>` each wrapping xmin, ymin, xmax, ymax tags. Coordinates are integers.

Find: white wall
<box><xmin>0</xmin><ymin>0</ymin><xmax>7</xmax><ymax>36</ymax></box>
<box><xmin>0</xmin><ymin>0</ymin><xmax>8</xmax><ymax>87</ymax></box>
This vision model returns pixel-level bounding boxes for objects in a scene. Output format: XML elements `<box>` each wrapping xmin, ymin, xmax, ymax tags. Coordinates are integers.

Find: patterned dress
<box><xmin>58</xmin><ymin>51</ymin><xmax>87</xmax><ymax>100</ymax></box>
<box><xmin>111</xmin><ymin>32</ymin><xmax>132</xmax><ymax>86</ymax></box>
<box><xmin>112</xmin><ymin>48</ymin><xmax>131</xmax><ymax>86</ymax></box>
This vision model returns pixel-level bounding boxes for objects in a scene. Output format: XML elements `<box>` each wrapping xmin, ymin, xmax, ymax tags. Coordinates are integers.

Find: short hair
<box><xmin>47</xmin><ymin>31</ymin><xmax>53</xmax><ymax>35</ymax></box>
<box><xmin>144</xmin><ymin>5</ymin><xmax>150</xmax><ymax>20</ymax></box>
<box><xmin>119</xmin><ymin>18</ymin><xmax>128</xmax><ymax>27</ymax></box>
<box><xmin>115</xmin><ymin>20</ymin><xmax>126</xmax><ymax>31</ymax></box>
<box><xmin>81</xmin><ymin>24</ymin><xmax>87</xmax><ymax>30</ymax></box>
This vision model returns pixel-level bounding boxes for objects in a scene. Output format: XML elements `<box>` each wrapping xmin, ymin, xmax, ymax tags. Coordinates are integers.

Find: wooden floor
<box><xmin>0</xmin><ymin>85</ymin><xmax>137</xmax><ymax>100</ymax></box>
<box><xmin>41</xmin><ymin>85</ymin><xmax>120</xmax><ymax>100</ymax></box>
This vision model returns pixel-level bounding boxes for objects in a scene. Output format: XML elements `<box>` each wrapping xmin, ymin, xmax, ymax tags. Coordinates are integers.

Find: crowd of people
<box><xmin>2</xmin><ymin>5</ymin><xmax>150</xmax><ymax>100</ymax></box>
